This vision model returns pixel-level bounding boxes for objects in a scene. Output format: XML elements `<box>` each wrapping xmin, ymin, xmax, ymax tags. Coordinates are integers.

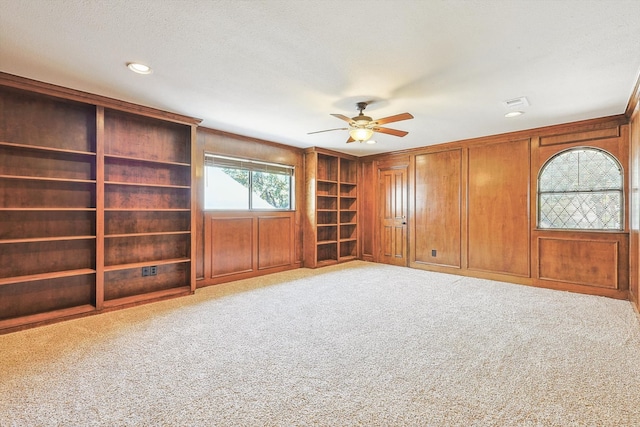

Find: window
<box><xmin>204</xmin><ymin>154</ymin><xmax>294</xmax><ymax>210</ymax></box>
<box><xmin>538</xmin><ymin>147</ymin><xmax>623</xmax><ymax>230</ymax></box>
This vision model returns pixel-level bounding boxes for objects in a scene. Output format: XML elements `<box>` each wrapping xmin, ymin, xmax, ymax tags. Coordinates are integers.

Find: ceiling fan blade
<box><xmin>330</xmin><ymin>113</ymin><xmax>354</xmax><ymax>123</ymax></box>
<box><xmin>373</xmin><ymin>127</ymin><xmax>409</xmax><ymax>137</ymax></box>
<box><xmin>346</xmin><ymin>136</ymin><xmax>356</xmax><ymax>143</ymax></box>
<box><xmin>307</xmin><ymin>127</ymin><xmax>348</xmax><ymax>135</ymax></box>
<box><xmin>374</xmin><ymin>112</ymin><xmax>414</xmax><ymax>125</ymax></box>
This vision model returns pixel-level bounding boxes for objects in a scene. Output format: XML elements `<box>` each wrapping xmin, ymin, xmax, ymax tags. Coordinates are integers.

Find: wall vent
<box><xmin>502</xmin><ymin>96</ymin><xmax>530</xmax><ymax>109</ymax></box>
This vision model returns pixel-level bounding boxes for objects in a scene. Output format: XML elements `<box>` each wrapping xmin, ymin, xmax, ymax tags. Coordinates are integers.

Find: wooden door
<box><xmin>379</xmin><ymin>167</ymin><xmax>408</xmax><ymax>266</ymax></box>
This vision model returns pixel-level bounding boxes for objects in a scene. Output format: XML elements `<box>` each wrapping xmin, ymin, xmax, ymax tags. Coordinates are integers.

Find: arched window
<box><xmin>538</xmin><ymin>147</ymin><xmax>623</xmax><ymax>230</ymax></box>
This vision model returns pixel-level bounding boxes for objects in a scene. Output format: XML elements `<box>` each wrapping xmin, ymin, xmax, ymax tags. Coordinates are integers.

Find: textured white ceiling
<box><xmin>1</xmin><ymin>0</ymin><xmax>639</xmax><ymax>156</ymax></box>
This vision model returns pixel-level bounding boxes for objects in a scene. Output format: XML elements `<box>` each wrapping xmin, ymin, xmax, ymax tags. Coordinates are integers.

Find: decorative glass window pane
<box><xmin>538</xmin><ymin>148</ymin><xmax>623</xmax><ymax>230</ymax></box>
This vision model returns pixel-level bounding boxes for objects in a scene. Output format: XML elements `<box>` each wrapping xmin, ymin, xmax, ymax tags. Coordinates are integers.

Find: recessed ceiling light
<box><xmin>365</xmin><ymin>139</ymin><xmax>377</xmax><ymax>145</ymax></box>
<box><xmin>505</xmin><ymin>111</ymin><xmax>524</xmax><ymax>118</ymax></box>
<box><xmin>127</xmin><ymin>62</ymin><xmax>152</xmax><ymax>75</ymax></box>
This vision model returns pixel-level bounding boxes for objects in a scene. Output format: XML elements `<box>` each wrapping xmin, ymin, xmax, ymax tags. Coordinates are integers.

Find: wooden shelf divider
<box><xmin>0</xmin><ymin>175</ymin><xmax>96</xmax><ymax>184</ymax></box>
<box><xmin>0</xmin><ymin>305</ymin><xmax>96</xmax><ymax>331</ymax></box>
<box><xmin>104</xmin><ymin>153</ymin><xmax>190</xmax><ymax>167</ymax></box>
<box><xmin>102</xmin><ymin>286</ymin><xmax>191</xmax><ymax>309</ymax></box>
<box><xmin>103</xmin><ymin>258</ymin><xmax>191</xmax><ymax>272</ymax></box>
<box><xmin>0</xmin><ymin>236</ymin><xmax>96</xmax><ymax>244</ymax></box>
<box><xmin>0</xmin><ymin>269</ymin><xmax>96</xmax><ymax>287</ymax></box>
<box><xmin>0</xmin><ymin>140</ymin><xmax>96</xmax><ymax>156</ymax></box>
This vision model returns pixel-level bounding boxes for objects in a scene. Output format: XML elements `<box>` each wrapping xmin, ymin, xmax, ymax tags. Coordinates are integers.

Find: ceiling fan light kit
<box><xmin>309</xmin><ymin>101</ymin><xmax>413</xmax><ymax>144</ymax></box>
<box><xmin>349</xmin><ymin>127</ymin><xmax>374</xmax><ymax>142</ymax></box>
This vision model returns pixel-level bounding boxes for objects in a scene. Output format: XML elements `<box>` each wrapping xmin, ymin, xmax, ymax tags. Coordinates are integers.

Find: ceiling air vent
<box><xmin>502</xmin><ymin>96</ymin><xmax>530</xmax><ymax>109</ymax></box>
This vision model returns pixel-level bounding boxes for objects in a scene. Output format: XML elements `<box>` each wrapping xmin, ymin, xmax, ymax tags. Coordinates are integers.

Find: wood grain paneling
<box><xmin>0</xmin><ymin>85</ymin><xmax>96</xmax><ymax>152</ymax></box>
<box><xmin>105</xmin><ymin>211</ymin><xmax>190</xmax><ymax>235</ymax></box>
<box><xmin>104</xmin><ymin>109</ymin><xmax>190</xmax><ymax>163</ymax></box>
<box><xmin>207</xmin><ymin>217</ymin><xmax>253</xmax><ymax>277</ymax></box>
<box><xmin>0</xmin><ymin>210</ymin><xmax>95</xmax><ymax>239</ymax></box>
<box><xmin>105</xmin><ymin>157</ymin><xmax>190</xmax><ymax>186</ymax></box>
<box><xmin>0</xmin><ymin>275</ymin><xmax>95</xmax><ymax>320</ymax></box>
<box><xmin>629</xmin><ymin>101</ymin><xmax>640</xmax><ymax>308</ymax></box>
<box><xmin>258</xmin><ymin>216</ymin><xmax>291</xmax><ymax>269</ymax></box>
<box><xmin>358</xmin><ymin>161</ymin><xmax>377</xmax><ymax>261</ymax></box>
<box><xmin>104</xmin><ymin>263</ymin><xmax>189</xmax><ymax>300</ymax></box>
<box><xmin>382</xmin><ymin>226</ymin><xmax>393</xmax><ymax>257</ymax></box>
<box><xmin>540</xmin><ymin>126</ymin><xmax>619</xmax><ymax>146</ymax></box>
<box><xmin>104</xmin><ymin>185</ymin><xmax>189</xmax><ymax>210</ymax></box>
<box><xmin>413</xmin><ymin>150</ymin><xmax>461</xmax><ymax>267</ymax></box>
<box><xmin>468</xmin><ymin>139</ymin><xmax>530</xmax><ymax>276</ymax></box>
<box><xmin>104</xmin><ymin>234</ymin><xmax>189</xmax><ymax>266</ymax></box>
<box><xmin>0</xmin><ymin>240</ymin><xmax>95</xmax><ymax>278</ymax></box>
<box><xmin>0</xmin><ymin>180</ymin><xmax>95</xmax><ymax>208</ymax></box>
<box><xmin>393</xmin><ymin>226</ymin><xmax>405</xmax><ymax>259</ymax></box>
<box><xmin>538</xmin><ymin>237</ymin><xmax>618</xmax><ymax>288</ymax></box>
<box><xmin>0</xmin><ymin>148</ymin><xmax>95</xmax><ymax>180</ymax></box>
<box><xmin>203</xmin><ymin>211</ymin><xmax>297</xmax><ymax>284</ymax></box>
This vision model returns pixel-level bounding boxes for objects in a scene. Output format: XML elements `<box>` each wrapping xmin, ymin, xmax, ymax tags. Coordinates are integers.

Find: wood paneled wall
<box><xmin>361</xmin><ymin>115</ymin><xmax>631</xmax><ymax>299</ymax></box>
<box><xmin>413</xmin><ymin>149</ymin><xmax>462</xmax><ymax>268</ymax></box>
<box><xmin>203</xmin><ymin>212</ymin><xmax>296</xmax><ymax>282</ymax></box>
<box><xmin>630</xmin><ymin>99</ymin><xmax>640</xmax><ymax>311</ymax></box>
<box><xmin>195</xmin><ymin>128</ymin><xmax>304</xmax><ymax>286</ymax></box>
<box><xmin>468</xmin><ymin>139</ymin><xmax>530</xmax><ymax>277</ymax></box>
<box><xmin>359</xmin><ymin>159</ymin><xmax>377</xmax><ymax>262</ymax></box>
<box><xmin>530</xmin><ymin>121</ymin><xmax>629</xmax><ymax>298</ymax></box>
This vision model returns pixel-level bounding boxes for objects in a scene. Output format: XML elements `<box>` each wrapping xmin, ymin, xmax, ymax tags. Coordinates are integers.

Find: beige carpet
<box><xmin>1</xmin><ymin>261</ymin><xmax>640</xmax><ymax>426</ymax></box>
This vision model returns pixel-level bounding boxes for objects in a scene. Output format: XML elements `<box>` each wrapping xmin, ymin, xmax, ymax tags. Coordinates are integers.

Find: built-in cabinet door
<box><xmin>379</xmin><ymin>167</ymin><xmax>408</xmax><ymax>266</ymax></box>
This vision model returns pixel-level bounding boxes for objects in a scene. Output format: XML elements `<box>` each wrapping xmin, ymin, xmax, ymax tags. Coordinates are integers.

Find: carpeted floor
<box><xmin>1</xmin><ymin>261</ymin><xmax>640</xmax><ymax>426</ymax></box>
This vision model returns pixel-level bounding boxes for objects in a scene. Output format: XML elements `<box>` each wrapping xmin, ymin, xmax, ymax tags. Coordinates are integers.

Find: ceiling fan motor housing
<box><xmin>352</xmin><ymin>115</ymin><xmax>373</xmax><ymax>126</ymax></box>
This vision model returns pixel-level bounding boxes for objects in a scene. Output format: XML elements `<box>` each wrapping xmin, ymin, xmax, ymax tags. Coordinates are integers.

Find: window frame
<box><xmin>536</xmin><ymin>146</ymin><xmax>624</xmax><ymax>231</ymax></box>
<box><xmin>204</xmin><ymin>153</ymin><xmax>295</xmax><ymax>211</ymax></box>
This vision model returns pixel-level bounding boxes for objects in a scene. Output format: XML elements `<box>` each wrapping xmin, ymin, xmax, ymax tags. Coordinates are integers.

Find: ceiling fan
<box><xmin>308</xmin><ymin>101</ymin><xmax>414</xmax><ymax>144</ymax></box>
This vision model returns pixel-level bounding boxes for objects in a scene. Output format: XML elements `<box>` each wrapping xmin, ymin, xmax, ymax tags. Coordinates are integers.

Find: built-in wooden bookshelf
<box><xmin>0</xmin><ymin>74</ymin><xmax>199</xmax><ymax>333</ymax></box>
<box><xmin>0</xmin><ymin>86</ymin><xmax>97</xmax><ymax>330</ymax></box>
<box><xmin>102</xmin><ymin>109</ymin><xmax>193</xmax><ymax>307</ymax></box>
<box><xmin>304</xmin><ymin>148</ymin><xmax>359</xmax><ymax>267</ymax></box>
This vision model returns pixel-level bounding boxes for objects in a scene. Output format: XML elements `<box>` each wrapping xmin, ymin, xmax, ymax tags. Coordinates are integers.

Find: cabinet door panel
<box><xmin>208</xmin><ymin>217</ymin><xmax>253</xmax><ymax>277</ymax></box>
<box><xmin>258</xmin><ymin>216</ymin><xmax>291</xmax><ymax>269</ymax></box>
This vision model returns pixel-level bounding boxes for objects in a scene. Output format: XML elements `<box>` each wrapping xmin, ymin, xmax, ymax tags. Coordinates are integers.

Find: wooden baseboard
<box><xmin>630</xmin><ymin>291</ymin><xmax>640</xmax><ymax>323</ymax></box>
<box><xmin>0</xmin><ymin>305</ymin><xmax>96</xmax><ymax>335</ymax></box>
<box><xmin>197</xmin><ymin>263</ymin><xmax>302</xmax><ymax>288</ymax></box>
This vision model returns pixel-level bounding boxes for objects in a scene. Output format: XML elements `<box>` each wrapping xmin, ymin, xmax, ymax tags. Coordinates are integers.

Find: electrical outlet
<box><xmin>431</xmin><ymin>249</ymin><xmax>437</xmax><ymax>257</ymax></box>
<box><xmin>142</xmin><ymin>266</ymin><xmax>150</xmax><ymax>277</ymax></box>
<box><xmin>149</xmin><ymin>266</ymin><xmax>158</xmax><ymax>276</ymax></box>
